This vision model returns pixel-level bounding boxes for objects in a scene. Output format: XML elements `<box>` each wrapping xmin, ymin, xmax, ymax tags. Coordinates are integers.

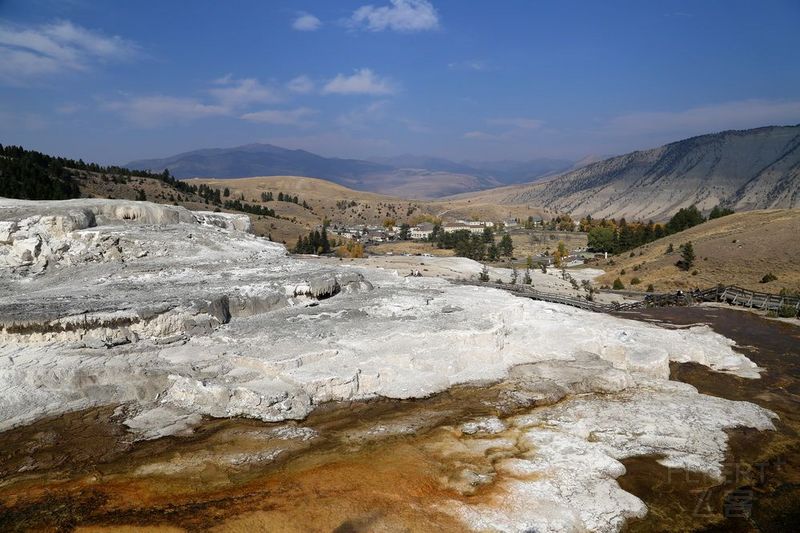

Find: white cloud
<box><xmin>606</xmin><ymin>99</ymin><xmax>800</xmax><ymax>137</ymax></box>
<box><xmin>322</xmin><ymin>68</ymin><xmax>394</xmax><ymax>95</ymax></box>
<box><xmin>240</xmin><ymin>107</ymin><xmax>317</xmax><ymax>126</ymax></box>
<box><xmin>0</xmin><ymin>20</ymin><xmax>138</xmax><ymax>83</ymax></box>
<box><xmin>488</xmin><ymin>117</ymin><xmax>545</xmax><ymax>129</ymax></box>
<box><xmin>103</xmin><ymin>96</ymin><xmax>227</xmax><ymax>127</ymax></box>
<box><xmin>209</xmin><ymin>76</ymin><xmax>279</xmax><ymax>108</ymax></box>
<box><xmin>350</xmin><ymin>0</ymin><xmax>439</xmax><ymax>32</ymax></box>
<box><xmin>448</xmin><ymin>60</ymin><xmax>488</xmax><ymax>71</ymax></box>
<box><xmin>292</xmin><ymin>12</ymin><xmax>322</xmax><ymax>31</ymax></box>
<box><xmin>287</xmin><ymin>75</ymin><xmax>314</xmax><ymax>94</ymax></box>
<box><xmin>104</xmin><ymin>76</ymin><xmax>286</xmax><ymax>127</ymax></box>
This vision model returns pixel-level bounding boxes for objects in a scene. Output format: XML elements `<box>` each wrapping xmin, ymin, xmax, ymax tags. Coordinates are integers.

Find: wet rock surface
<box><xmin>0</xmin><ymin>199</ymin><xmax>784</xmax><ymax>532</ymax></box>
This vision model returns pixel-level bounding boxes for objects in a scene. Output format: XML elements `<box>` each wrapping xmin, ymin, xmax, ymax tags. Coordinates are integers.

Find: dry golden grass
<box><xmin>595</xmin><ymin>209</ymin><xmax>800</xmax><ymax>292</ymax></box>
<box><xmin>508</xmin><ymin>230</ymin><xmax>587</xmax><ymax>259</ymax></box>
<box><xmin>190</xmin><ymin>176</ymin><xmax>555</xmax><ymax>244</ymax></box>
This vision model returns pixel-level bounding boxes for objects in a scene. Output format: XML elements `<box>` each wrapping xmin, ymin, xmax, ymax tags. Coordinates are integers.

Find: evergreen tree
<box><xmin>523</xmin><ymin>268</ymin><xmax>532</xmax><ymax>285</ymax></box>
<box><xmin>499</xmin><ymin>233</ymin><xmax>514</xmax><ymax>257</ymax></box>
<box><xmin>321</xmin><ymin>225</ymin><xmax>331</xmax><ymax>254</ymax></box>
<box><xmin>678</xmin><ymin>241</ymin><xmax>695</xmax><ymax>271</ymax></box>
<box><xmin>482</xmin><ymin>226</ymin><xmax>494</xmax><ymax>243</ymax></box>
<box><xmin>709</xmin><ymin>205</ymin><xmax>734</xmax><ymax>220</ymax></box>
<box><xmin>487</xmin><ymin>242</ymin><xmax>499</xmax><ymax>261</ymax></box>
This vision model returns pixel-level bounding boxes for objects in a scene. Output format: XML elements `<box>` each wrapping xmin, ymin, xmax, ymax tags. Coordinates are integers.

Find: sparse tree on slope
<box><xmin>678</xmin><ymin>242</ymin><xmax>695</xmax><ymax>271</ymax></box>
<box><xmin>499</xmin><ymin>233</ymin><xmax>514</xmax><ymax>257</ymax></box>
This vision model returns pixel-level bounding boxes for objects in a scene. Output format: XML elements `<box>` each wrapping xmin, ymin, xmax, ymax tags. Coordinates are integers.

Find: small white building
<box><xmin>443</xmin><ymin>224</ymin><xmax>485</xmax><ymax>235</ymax></box>
<box><xmin>411</xmin><ymin>222</ymin><xmax>435</xmax><ymax>240</ymax></box>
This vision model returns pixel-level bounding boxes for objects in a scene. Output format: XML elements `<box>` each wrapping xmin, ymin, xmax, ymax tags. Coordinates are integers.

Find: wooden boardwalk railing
<box><xmin>458</xmin><ymin>282</ymin><xmax>644</xmax><ymax>313</ymax></box>
<box><xmin>694</xmin><ymin>285</ymin><xmax>800</xmax><ymax>314</ymax></box>
<box><xmin>458</xmin><ymin>281</ymin><xmax>800</xmax><ymax>317</ymax></box>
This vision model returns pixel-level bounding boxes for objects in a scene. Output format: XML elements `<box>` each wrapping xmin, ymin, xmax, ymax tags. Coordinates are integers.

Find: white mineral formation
<box><xmin>0</xmin><ymin>198</ymin><xmax>776</xmax><ymax>532</ymax></box>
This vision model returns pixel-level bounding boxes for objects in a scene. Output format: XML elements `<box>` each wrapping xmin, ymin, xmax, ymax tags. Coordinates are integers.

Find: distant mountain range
<box><xmin>126</xmin><ymin>125</ymin><xmax>800</xmax><ymax>213</ymax></box>
<box><xmin>465</xmin><ymin>125</ymin><xmax>800</xmax><ymax>220</ymax></box>
<box><xmin>126</xmin><ymin>145</ymin><xmax>575</xmax><ymax>199</ymax></box>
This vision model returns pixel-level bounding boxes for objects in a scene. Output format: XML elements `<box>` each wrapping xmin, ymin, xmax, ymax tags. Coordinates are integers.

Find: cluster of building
<box><xmin>331</xmin><ymin>224</ymin><xmax>392</xmax><ymax>243</ymax></box>
<box><xmin>330</xmin><ymin>219</ymin><xmax>502</xmax><ymax>244</ymax></box>
<box><xmin>411</xmin><ymin>219</ymin><xmax>499</xmax><ymax>240</ymax></box>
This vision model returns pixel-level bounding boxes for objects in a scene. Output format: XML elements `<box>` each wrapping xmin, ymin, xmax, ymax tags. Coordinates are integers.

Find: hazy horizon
<box><xmin>2</xmin><ymin>0</ymin><xmax>800</xmax><ymax>165</ymax></box>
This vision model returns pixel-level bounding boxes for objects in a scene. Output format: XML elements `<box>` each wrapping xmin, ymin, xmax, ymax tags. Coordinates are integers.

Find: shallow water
<box><xmin>0</xmin><ymin>308</ymin><xmax>797</xmax><ymax>532</ymax></box>
<box><xmin>616</xmin><ymin>307</ymin><xmax>800</xmax><ymax>532</ymax></box>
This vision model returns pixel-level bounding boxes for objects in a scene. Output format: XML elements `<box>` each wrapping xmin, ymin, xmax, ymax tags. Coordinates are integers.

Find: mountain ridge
<box><xmin>462</xmin><ymin>125</ymin><xmax>800</xmax><ymax>220</ymax></box>
<box><xmin>126</xmin><ymin>144</ymin><xmax>574</xmax><ymax>199</ymax></box>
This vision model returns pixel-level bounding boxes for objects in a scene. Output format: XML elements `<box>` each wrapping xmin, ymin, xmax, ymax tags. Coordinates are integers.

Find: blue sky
<box><xmin>1</xmin><ymin>0</ymin><xmax>799</xmax><ymax>165</ymax></box>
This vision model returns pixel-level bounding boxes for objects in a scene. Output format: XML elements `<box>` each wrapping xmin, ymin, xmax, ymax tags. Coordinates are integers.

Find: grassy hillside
<box><xmin>190</xmin><ymin>176</ymin><xmax>553</xmax><ymax>243</ymax></box>
<box><xmin>456</xmin><ymin>125</ymin><xmax>800</xmax><ymax>221</ymax></box>
<box><xmin>596</xmin><ymin>209</ymin><xmax>800</xmax><ymax>292</ymax></box>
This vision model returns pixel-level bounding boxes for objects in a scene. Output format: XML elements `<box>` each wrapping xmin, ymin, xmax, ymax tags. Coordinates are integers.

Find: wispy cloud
<box><xmin>350</xmin><ymin>0</ymin><xmax>439</xmax><ymax>32</ymax></box>
<box><xmin>55</xmin><ymin>102</ymin><xmax>83</xmax><ymax>115</ymax></box>
<box><xmin>606</xmin><ymin>99</ymin><xmax>800</xmax><ymax>137</ymax></box>
<box><xmin>0</xmin><ymin>109</ymin><xmax>48</xmax><ymax>131</ymax></box>
<box><xmin>240</xmin><ymin>107</ymin><xmax>317</xmax><ymax>126</ymax></box>
<box><xmin>448</xmin><ymin>60</ymin><xmax>489</xmax><ymax>71</ymax></box>
<box><xmin>337</xmin><ymin>100</ymin><xmax>389</xmax><ymax>129</ymax></box>
<box><xmin>463</xmin><ymin>130</ymin><xmax>502</xmax><ymax>141</ymax></box>
<box><xmin>209</xmin><ymin>76</ymin><xmax>280</xmax><ymax>108</ymax></box>
<box><xmin>287</xmin><ymin>74</ymin><xmax>314</xmax><ymax>94</ymax></box>
<box><xmin>103</xmin><ymin>95</ymin><xmax>227</xmax><ymax>127</ymax></box>
<box><xmin>292</xmin><ymin>12</ymin><xmax>322</xmax><ymax>31</ymax></box>
<box><xmin>322</xmin><ymin>68</ymin><xmax>394</xmax><ymax>95</ymax></box>
<box><xmin>105</xmin><ymin>75</ymin><xmax>286</xmax><ymax>126</ymax></box>
<box><xmin>488</xmin><ymin>117</ymin><xmax>544</xmax><ymax>129</ymax></box>
<box><xmin>464</xmin><ymin>117</ymin><xmax>545</xmax><ymax>141</ymax></box>
<box><xmin>0</xmin><ymin>19</ymin><xmax>139</xmax><ymax>84</ymax></box>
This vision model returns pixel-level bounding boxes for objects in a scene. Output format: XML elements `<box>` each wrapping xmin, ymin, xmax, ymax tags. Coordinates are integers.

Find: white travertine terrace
<box><xmin>0</xmin><ymin>198</ymin><xmax>776</xmax><ymax>532</ymax></box>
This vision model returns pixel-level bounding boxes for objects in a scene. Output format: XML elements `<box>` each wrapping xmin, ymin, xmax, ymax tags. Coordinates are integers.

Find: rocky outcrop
<box><xmin>0</xmin><ymin>199</ymin><xmax>255</xmax><ymax>274</ymax></box>
<box><xmin>192</xmin><ymin>211</ymin><xmax>252</xmax><ymax>233</ymax></box>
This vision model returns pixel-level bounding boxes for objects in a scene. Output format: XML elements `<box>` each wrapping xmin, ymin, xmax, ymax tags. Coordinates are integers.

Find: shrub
<box><xmin>630</xmin><ymin>277</ymin><xmax>641</xmax><ymax>285</ymax></box>
<box><xmin>612</xmin><ymin>278</ymin><xmax>625</xmax><ymax>290</ymax></box>
<box><xmin>692</xmin><ymin>270</ymin><xmax>698</xmax><ymax>276</ymax></box>
<box><xmin>666</xmin><ymin>243</ymin><xmax>674</xmax><ymax>254</ymax></box>
<box><xmin>646</xmin><ymin>284</ymin><xmax>655</xmax><ymax>292</ymax></box>
<box><xmin>777</xmin><ymin>305</ymin><xmax>798</xmax><ymax>318</ymax></box>
<box><xmin>761</xmin><ymin>273</ymin><xmax>778</xmax><ymax>284</ymax></box>
<box><xmin>629</xmin><ymin>252</ymin><xmax>635</xmax><ymax>258</ymax></box>
<box><xmin>620</xmin><ymin>269</ymin><xmax>626</xmax><ymax>275</ymax></box>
